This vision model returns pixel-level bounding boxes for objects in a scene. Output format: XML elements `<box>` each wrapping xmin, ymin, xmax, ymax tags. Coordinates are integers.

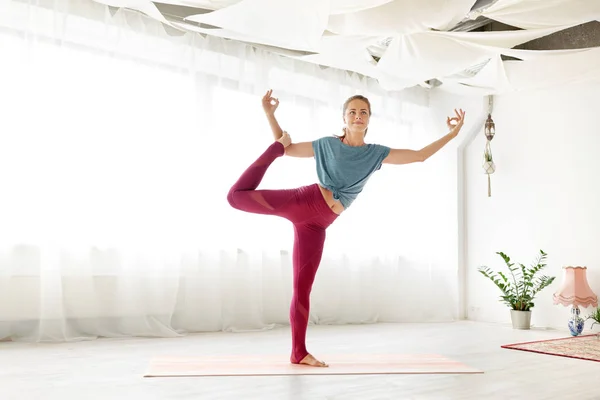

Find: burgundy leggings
<box><xmin>227</xmin><ymin>141</ymin><xmax>338</xmax><ymax>363</ymax></box>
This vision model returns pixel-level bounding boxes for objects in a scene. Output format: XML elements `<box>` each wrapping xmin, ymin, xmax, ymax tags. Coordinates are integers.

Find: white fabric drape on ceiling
<box><xmin>88</xmin><ymin>0</ymin><xmax>600</xmax><ymax>95</ymax></box>
<box><xmin>0</xmin><ymin>0</ymin><xmax>459</xmax><ymax>342</ymax></box>
<box><xmin>479</xmin><ymin>0</ymin><xmax>599</xmax><ymax>29</ymax></box>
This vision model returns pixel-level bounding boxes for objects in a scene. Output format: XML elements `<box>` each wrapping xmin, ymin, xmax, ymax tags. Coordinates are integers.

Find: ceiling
<box><xmin>93</xmin><ymin>0</ymin><xmax>600</xmax><ymax>95</ymax></box>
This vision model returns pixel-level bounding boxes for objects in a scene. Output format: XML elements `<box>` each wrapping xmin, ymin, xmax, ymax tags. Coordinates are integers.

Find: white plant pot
<box><xmin>483</xmin><ymin>161</ymin><xmax>496</xmax><ymax>174</ymax></box>
<box><xmin>510</xmin><ymin>310</ymin><xmax>531</xmax><ymax>330</ymax></box>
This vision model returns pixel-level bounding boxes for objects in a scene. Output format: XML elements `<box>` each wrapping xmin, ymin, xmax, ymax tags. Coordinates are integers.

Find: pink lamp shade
<box><xmin>553</xmin><ymin>266</ymin><xmax>598</xmax><ymax>308</ymax></box>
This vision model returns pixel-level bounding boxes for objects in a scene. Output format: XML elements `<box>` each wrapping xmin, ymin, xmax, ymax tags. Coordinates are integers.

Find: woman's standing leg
<box><xmin>289</xmin><ymin>223</ymin><xmax>329</xmax><ymax>367</ymax></box>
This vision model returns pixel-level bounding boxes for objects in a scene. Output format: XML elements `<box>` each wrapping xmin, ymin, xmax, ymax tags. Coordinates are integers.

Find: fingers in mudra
<box><xmin>447</xmin><ymin>117</ymin><xmax>459</xmax><ymax>128</ymax></box>
<box><xmin>447</xmin><ymin>109</ymin><xmax>465</xmax><ymax>128</ymax></box>
<box><xmin>263</xmin><ymin>89</ymin><xmax>279</xmax><ymax>111</ymax></box>
<box><xmin>263</xmin><ymin>89</ymin><xmax>273</xmax><ymax>101</ymax></box>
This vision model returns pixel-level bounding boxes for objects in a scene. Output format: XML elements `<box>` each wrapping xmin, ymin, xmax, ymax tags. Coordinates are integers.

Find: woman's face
<box><xmin>344</xmin><ymin>99</ymin><xmax>370</xmax><ymax>133</ymax></box>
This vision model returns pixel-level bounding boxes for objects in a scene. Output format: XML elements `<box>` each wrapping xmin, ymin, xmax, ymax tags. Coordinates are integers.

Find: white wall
<box><xmin>464</xmin><ymin>81</ymin><xmax>600</xmax><ymax>332</ymax></box>
<box><xmin>427</xmin><ymin>90</ymin><xmax>488</xmax><ymax>319</ymax></box>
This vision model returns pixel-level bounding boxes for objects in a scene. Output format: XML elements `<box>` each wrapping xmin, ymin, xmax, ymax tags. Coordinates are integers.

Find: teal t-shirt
<box><xmin>312</xmin><ymin>136</ymin><xmax>391</xmax><ymax>209</ymax></box>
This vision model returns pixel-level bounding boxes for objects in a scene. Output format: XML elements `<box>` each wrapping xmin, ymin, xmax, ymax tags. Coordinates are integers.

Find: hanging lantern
<box><xmin>483</xmin><ymin>113</ymin><xmax>496</xmax><ymax>197</ymax></box>
<box><xmin>485</xmin><ymin>113</ymin><xmax>495</xmax><ymax>141</ymax></box>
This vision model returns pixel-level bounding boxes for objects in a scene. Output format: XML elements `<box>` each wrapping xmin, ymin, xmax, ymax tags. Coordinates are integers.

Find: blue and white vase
<box><xmin>568</xmin><ymin>307</ymin><xmax>585</xmax><ymax>336</ymax></box>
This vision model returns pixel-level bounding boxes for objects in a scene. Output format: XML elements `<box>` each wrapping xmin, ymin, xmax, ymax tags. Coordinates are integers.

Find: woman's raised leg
<box><xmin>227</xmin><ymin>141</ymin><xmax>293</xmax><ymax>216</ymax></box>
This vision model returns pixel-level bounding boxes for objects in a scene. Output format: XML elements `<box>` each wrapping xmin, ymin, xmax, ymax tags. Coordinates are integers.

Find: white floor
<box><xmin>1</xmin><ymin>321</ymin><xmax>598</xmax><ymax>400</ymax></box>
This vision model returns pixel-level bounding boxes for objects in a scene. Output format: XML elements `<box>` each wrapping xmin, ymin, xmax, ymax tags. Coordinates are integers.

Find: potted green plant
<box><xmin>484</xmin><ymin>150</ymin><xmax>493</xmax><ymax>162</ymax></box>
<box><xmin>478</xmin><ymin>250</ymin><xmax>556</xmax><ymax>329</ymax></box>
<box><xmin>482</xmin><ymin>149</ymin><xmax>495</xmax><ymax>173</ymax></box>
<box><xmin>586</xmin><ymin>307</ymin><xmax>600</xmax><ymax>338</ymax></box>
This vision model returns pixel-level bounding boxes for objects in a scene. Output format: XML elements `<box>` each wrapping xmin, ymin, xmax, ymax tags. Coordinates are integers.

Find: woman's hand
<box><xmin>277</xmin><ymin>131</ymin><xmax>291</xmax><ymax>148</ymax></box>
<box><xmin>262</xmin><ymin>89</ymin><xmax>279</xmax><ymax>116</ymax></box>
<box><xmin>447</xmin><ymin>108</ymin><xmax>466</xmax><ymax>138</ymax></box>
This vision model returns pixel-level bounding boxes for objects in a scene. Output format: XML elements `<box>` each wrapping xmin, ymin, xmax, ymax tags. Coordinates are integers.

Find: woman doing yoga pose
<box><xmin>227</xmin><ymin>89</ymin><xmax>466</xmax><ymax>367</ymax></box>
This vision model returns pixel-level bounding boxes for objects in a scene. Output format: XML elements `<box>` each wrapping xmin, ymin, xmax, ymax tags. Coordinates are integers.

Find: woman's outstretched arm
<box><xmin>275</xmin><ymin>132</ymin><xmax>314</xmax><ymax>158</ymax></box>
<box><xmin>285</xmin><ymin>141</ymin><xmax>314</xmax><ymax>157</ymax></box>
<box><xmin>262</xmin><ymin>90</ymin><xmax>314</xmax><ymax>158</ymax></box>
<box><xmin>262</xmin><ymin>89</ymin><xmax>284</xmax><ymax>141</ymax></box>
<box><xmin>383</xmin><ymin>108</ymin><xmax>465</xmax><ymax>165</ymax></box>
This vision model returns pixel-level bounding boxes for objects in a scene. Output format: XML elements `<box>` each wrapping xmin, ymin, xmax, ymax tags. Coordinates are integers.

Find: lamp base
<box><xmin>568</xmin><ymin>306</ymin><xmax>585</xmax><ymax>336</ymax></box>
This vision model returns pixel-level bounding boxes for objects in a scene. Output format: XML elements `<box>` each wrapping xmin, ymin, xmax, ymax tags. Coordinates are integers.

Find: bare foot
<box><xmin>296</xmin><ymin>354</ymin><xmax>328</xmax><ymax>367</ymax></box>
<box><xmin>277</xmin><ymin>131</ymin><xmax>291</xmax><ymax>148</ymax></box>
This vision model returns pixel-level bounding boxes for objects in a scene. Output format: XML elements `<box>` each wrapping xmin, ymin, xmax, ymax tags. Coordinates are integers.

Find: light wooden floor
<box><xmin>1</xmin><ymin>321</ymin><xmax>598</xmax><ymax>399</ymax></box>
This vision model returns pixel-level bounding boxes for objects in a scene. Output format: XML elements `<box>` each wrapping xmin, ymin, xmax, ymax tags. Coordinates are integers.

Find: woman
<box><xmin>227</xmin><ymin>89</ymin><xmax>465</xmax><ymax>367</ymax></box>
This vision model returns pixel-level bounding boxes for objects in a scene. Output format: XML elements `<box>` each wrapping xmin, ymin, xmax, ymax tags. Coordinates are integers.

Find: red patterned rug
<box><xmin>502</xmin><ymin>334</ymin><xmax>600</xmax><ymax>362</ymax></box>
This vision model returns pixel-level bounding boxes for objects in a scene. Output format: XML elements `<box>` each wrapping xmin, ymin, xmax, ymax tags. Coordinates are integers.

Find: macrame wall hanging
<box><xmin>483</xmin><ymin>96</ymin><xmax>496</xmax><ymax>197</ymax></box>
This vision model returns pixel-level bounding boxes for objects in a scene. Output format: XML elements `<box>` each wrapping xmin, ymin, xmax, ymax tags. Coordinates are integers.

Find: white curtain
<box><xmin>0</xmin><ymin>0</ymin><xmax>458</xmax><ymax>342</ymax></box>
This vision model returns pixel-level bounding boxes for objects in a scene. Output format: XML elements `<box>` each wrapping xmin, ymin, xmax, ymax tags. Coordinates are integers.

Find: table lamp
<box><xmin>553</xmin><ymin>266</ymin><xmax>598</xmax><ymax>336</ymax></box>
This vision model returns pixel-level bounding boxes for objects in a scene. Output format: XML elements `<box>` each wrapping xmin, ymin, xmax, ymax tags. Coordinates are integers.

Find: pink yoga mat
<box><xmin>144</xmin><ymin>354</ymin><xmax>482</xmax><ymax>377</ymax></box>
